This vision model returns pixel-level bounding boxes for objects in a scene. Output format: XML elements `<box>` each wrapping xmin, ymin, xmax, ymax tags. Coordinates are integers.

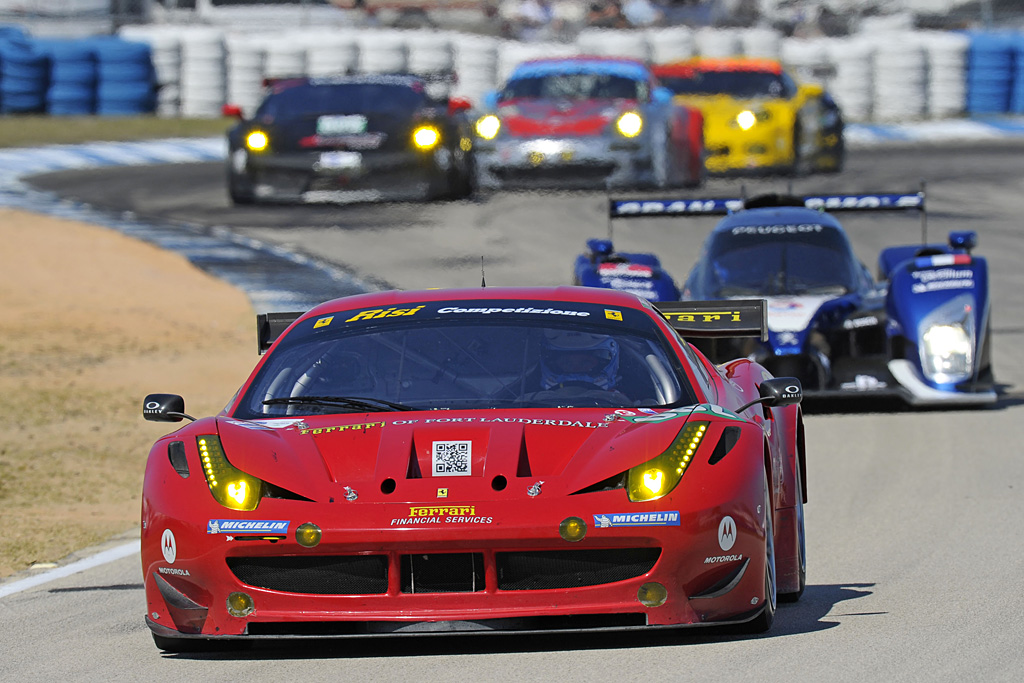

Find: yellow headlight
<box><xmin>627</xmin><ymin>421</ymin><xmax>709</xmax><ymax>502</ymax></box>
<box><xmin>245</xmin><ymin>131</ymin><xmax>268</xmax><ymax>151</ymax></box>
<box><xmin>197</xmin><ymin>435</ymin><xmax>264</xmax><ymax>511</ymax></box>
<box><xmin>475</xmin><ymin>115</ymin><xmax>500</xmax><ymax>140</ymax></box>
<box><xmin>616</xmin><ymin>112</ymin><xmax>643</xmax><ymax>137</ymax></box>
<box><xmin>736</xmin><ymin>110</ymin><xmax>757</xmax><ymax>130</ymax></box>
<box><xmin>413</xmin><ymin>126</ymin><xmax>440</xmax><ymax>150</ymax></box>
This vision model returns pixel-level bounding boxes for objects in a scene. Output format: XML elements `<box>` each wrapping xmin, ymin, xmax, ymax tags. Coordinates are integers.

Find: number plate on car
<box><xmin>318</xmin><ymin>151</ymin><xmax>362</xmax><ymax>171</ymax></box>
<box><xmin>317</xmin><ymin>115</ymin><xmax>367</xmax><ymax>136</ymax></box>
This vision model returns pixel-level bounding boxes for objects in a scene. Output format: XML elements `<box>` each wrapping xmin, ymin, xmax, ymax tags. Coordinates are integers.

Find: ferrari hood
<box><xmin>497</xmin><ymin>98</ymin><xmax>633</xmax><ymax>137</ymax></box>
<box><xmin>213</xmin><ymin>406</ymin><xmax>731</xmax><ymax>503</ymax></box>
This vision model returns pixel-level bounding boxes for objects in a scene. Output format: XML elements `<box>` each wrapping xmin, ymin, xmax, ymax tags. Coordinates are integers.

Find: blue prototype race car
<box><xmin>590</xmin><ymin>191</ymin><xmax>995</xmax><ymax>406</ymax></box>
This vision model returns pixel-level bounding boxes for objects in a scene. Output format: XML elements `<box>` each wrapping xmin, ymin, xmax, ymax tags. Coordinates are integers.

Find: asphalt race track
<box><xmin>5</xmin><ymin>141</ymin><xmax>1024</xmax><ymax>681</ymax></box>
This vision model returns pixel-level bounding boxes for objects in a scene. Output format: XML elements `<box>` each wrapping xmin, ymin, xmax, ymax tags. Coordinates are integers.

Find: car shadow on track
<box><xmin>163</xmin><ymin>582</ymin><xmax>876</xmax><ymax>660</ymax></box>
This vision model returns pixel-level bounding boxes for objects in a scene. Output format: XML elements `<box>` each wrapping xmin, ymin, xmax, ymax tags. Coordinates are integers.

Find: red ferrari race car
<box><xmin>141</xmin><ymin>287</ymin><xmax>807</xmax><ymax>650</ymax></box>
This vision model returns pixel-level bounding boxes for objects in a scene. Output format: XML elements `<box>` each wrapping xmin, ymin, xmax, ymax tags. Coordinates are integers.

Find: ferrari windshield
<box><xmin>501</xmin><ymin>74</ymin><xmax>646</xmax><ymax>101</ymax></box>
<box><xmin>700</xmin><ymin>225</ymin><xmax>858</xmax><ymax>296</ymax></box>
<box><xmin>659</xmin><ymin>71</ymin><xmax>785</xmax><ymax>99</ymax></box>
<box><xmin>235</xmin><ymin>303</ymin><xmax>694</xmax><ymax>417</ymax></box>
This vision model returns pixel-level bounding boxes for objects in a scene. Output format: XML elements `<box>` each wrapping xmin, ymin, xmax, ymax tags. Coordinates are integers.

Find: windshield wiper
<box><xmin>262</xmin><ymin>395</ymin><xmax>417</xmax><ymax>412</ymax></box>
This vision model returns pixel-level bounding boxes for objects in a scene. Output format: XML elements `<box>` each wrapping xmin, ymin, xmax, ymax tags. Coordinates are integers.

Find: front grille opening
<box><xmin>246</xmin><ymin>612</ymin><xmax>647</xmax><ymax>636</ymax></box>
<box><xmin>497</xmin><ymin>548</ymin><xmax>661</xmax><ymax>591</ymax></box>
<box><xmin>401</xmin><ymin>553</ymin><xmax>485</xmax><ymax>594</ymax></box>
<box><xmin>227</xmin><ymin>555</ymin><xmax>388</xmax><ymax>595</ymax></box>
<box><xmin>570</xmin><ymin>471</ymin><xmax>626</xmax><ymax>495</ymax></box>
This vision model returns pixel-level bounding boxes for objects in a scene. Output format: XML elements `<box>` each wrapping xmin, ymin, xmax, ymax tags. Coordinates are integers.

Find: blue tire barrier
<box><xmin>91</xmin><ymin>37</ymin><xmax>156</xmax><ymax>116</ymax></box>
<box><xmin>38</xmin><ymin>39</ymin><xmax>97</xmax><ymax>115</ymax></box>
<box><xmin>967</xmin><ymin>32</ymin><xmax>1016</xmax><ymax>114</ymax></box>
<box><xmin>0</xmin><ymin>41</ymin><xmax>48</xmax><ymax>113</ymax></box>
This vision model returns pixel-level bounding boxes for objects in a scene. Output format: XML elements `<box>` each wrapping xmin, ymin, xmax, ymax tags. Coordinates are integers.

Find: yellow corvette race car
<box><xmin>653</xmin><ymin>58</ymin><xmax>844</xmax><ymax>175</ymax></box>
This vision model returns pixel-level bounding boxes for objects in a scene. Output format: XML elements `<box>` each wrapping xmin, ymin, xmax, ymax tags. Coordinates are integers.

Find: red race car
<box><xmin>141</xmin><ymin>286</ymin><xmax>806</xmax><ymax>650</ymax></box>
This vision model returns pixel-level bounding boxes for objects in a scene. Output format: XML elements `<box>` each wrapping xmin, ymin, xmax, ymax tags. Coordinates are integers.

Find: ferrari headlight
<box><xmin>919</xmin><ymin>294</ymin><xmax>976</xmax><ymax>384</ymax></box>
<box><xmin>475</xmin><ymin>115</ymin><xmax>500</xmax><ymax>140</ymax></box>
<box><xmin>616</xmin><ymin>111</ymin><xmax>643</xmax><ymax>138</ymax></box>
<box><xmin>412</xmin><ymin>125</ymin><xmax>440</xmax><ymax>150</ymax></box>
<box><xmin>197</xmin><ymin>435</ymin><xmax>264</xmax><ymax>511</ymax></box>
<box><xmin>627</xmin><ymin>421</ymin><xmax>709</xmax><ymax>502</ymax></box>
<box><xmin>245</xmin><ymin>130</ymin><xmax>268</xmax><ymax>152</ymax></box>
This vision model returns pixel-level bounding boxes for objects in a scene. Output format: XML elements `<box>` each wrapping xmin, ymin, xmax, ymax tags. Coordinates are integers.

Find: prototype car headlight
<box><xmin>245</xmin><ymin>130</ymin><xmax>268</xmax><ymax>152</ymax></box>
<box><xmin>475</xmin><ymin>115</ymin><xmax>500</xmax><ymax>140</ymax></box>
<box><xmin>919</xmin><ymin>294</ymin><xmax>976</xmax><ymax>384</ymax></box>
<box><xmin>197</xmin><ymin>435</ymin><xmax>265</xmax><ymax>511</ymax></box>
<box><xmin>627</xmin><ymin>421</ymin><xmax>709</xmax><ymax>502</ymax></box>
<box><xmin>412</xmin><ymin>125</ymin><xmax>440</xmax><ymax>150</ymax></box>
<box><xmin>616</xmin><ymin>111</ymin><xmax>643</xmax><ymax>138</ymax></box>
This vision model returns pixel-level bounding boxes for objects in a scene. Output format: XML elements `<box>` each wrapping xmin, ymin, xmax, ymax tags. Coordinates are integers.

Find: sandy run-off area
<box><xmin>0</xmin><ymin>208</ymin><xmax>257</xmax><ymax>578</ymax></box>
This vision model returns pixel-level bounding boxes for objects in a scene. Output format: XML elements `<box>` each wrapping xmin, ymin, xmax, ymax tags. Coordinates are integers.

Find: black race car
<box><xmin>224</xmin><ymin>74</ymin><xmax>476</xmax><ymax>205</ymax></box>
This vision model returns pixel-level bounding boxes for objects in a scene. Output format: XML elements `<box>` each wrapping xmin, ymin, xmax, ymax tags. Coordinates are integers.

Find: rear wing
<box><xmin>609</xmin><ymin>191</ymin><xmax>925</xmax><ymax>218</ymax></box>
<box><xmin>256</xmin><ymin>311</ymin><xmax>303</xmax><ymax>354</ymax></box>
<box><xmin>655</xmin><ymin>300</ymin><xmax>768</xmax><ymax>341</ymax></box>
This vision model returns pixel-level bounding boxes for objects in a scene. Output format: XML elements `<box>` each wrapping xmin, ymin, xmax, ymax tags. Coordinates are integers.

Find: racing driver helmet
<box><xmin>540</xmin><ymin>328</ymin><xmax>620</xmax><ymax>390</ymax></box>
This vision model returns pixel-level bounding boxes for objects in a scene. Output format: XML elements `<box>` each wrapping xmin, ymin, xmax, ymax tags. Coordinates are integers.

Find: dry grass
<box><xmin>0</xmin><ymin>115</ymin><xmax>234</xmax><ymax>148</ymax></box>
<box><xmin>0</xmin><ymin>208</ymin><xmax>256</xmax><ymax>578</ymax></box>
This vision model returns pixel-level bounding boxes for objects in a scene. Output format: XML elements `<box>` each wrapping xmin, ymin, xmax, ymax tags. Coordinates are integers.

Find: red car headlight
<box><xmin>197</xmin><ymin>435</ymin><xmax>265</xmax><ymax>511</ymax></box>
<box><xmin>626</xmin><ymin>421</ymin><xmax>709</xmax><ymax>502</ymax></box>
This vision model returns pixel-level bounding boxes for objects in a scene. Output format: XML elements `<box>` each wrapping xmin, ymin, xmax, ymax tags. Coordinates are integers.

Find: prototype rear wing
<box><xmin>609</xmin><ymin>191</ymin><xmax>925</xmax><ymax>218</ymax></box>
<box><xmin>655</xmin><ymin>300</ymin><xmax>768</xmax><ymax>341</ymax></box>
<box><xmin>256</xmin><ymin>311</ymin><xmax>303</xmax><ymax>354</ymax></box>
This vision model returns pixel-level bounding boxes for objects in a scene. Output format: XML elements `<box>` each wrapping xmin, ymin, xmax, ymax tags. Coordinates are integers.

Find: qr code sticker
<box><xmin>432</xmin><ymin>440</ymin><xmax>472</xmax><ymax>477</ymax></box>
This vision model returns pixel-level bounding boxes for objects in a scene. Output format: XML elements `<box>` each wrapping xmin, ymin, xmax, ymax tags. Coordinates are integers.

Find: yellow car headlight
<box><xmin>197</xmin><ymin>435</ymin><xmax>264</xmax><ymax>511</ymax></box>
<box><xmin>616</xmin><ymin>111</ymin><xmax>643</xmax><ymax>138</ymax></box>
<box><xmin>475</xmin><ymin>115</ymin><xmax>500</xmax><ymax>140</ymax></box>
<box><xmin>627</xmin><ymin>421</ymin><xmax>709</xmax><ymax>502</ymax></box>
<box><xmin>734</xmin><ymin>109</ymin><xmax>772</xmax><ymax>130</ymax></box>
<box><xmin>413</xmin><ymin>125</ymin><xmax>440</xmax><ymax>150</ymax></box>
<box><xmin>245</xmin><ymin>130</ymin><xmax>268</xmax><ymax>152</ymax></box>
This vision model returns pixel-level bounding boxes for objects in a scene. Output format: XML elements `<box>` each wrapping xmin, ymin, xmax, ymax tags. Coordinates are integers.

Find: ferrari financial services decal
<box><xmin>391</xmin><ymin>505</ymin><xmax>493</xmax><ymax>526</ymax></box>
<box><xmin>593</xmin><ymin>511</ymin><xmax>680</xmax><ymax>527</ymax></box>
<box><xmin>207</xmin><ymin>519</ymin><xmax>290</xmax><ymax>534</ymax></box>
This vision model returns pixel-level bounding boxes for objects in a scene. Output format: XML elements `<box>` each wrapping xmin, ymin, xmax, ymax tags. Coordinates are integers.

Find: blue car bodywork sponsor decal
<box><xmin>593</xmin><ymin>511</ymin><xmax>680</xmax><ymax>528</ymax></box>
<box><xmin>208</xmin><ymin>519</ymin><xmax>290</xmax><ymax>534</ymax></box>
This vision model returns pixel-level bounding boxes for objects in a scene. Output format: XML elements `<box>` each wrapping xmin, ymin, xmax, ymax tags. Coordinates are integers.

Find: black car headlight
<box><xmin>197</xmin><ymin>435</ymin><xmax>265</xmax><ymax>511</ymax></box>
<box><xmin>245</xmin><ymin>130</ymin><xmax>269</xmax><ymax>152</ymax></box>
<box><xmin>412</xmin><ymin>125</ymin><xmax>441</xmax><ymax>150</ymax></box>
<box><xmin>626</xmin><ymin>421</ymin><xmax>709</xmax><ymax>502</ymax></box>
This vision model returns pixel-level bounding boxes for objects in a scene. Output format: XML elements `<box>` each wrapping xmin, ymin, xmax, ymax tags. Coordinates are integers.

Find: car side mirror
<box><xmin>949</xmin><ymin>230</ymin><xmax>977</xmax><ymax>253</ymax></box>
<box><xmin>737</xmin><ymin>378</ymin><xmax>802</xmax><ymax>413</ymax></box>
<box><xmin>143</xmin><ymin>393</ymin><xmax>194</xmax><ymax>422</ymax></box>
<box><xmin>653</xmin><ymin>86</ymin><xmax>672</xmax><ymax>105</ymax></box>
<box><xmin>222</xmin><ymin>103</ymin><xmax>244</xmax><ymax>120</ymax></box>
<box><xmin>448</xmin><ymin>96</ymin><xmax>472</xmax><ymax>116</ymax></box>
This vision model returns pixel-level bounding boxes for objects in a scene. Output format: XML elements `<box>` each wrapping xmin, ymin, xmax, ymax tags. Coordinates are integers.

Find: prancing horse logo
<box><xmin>718</xmin><ymin>516</ymin><xmax>736</xmax><ymax>551</ymax></box>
